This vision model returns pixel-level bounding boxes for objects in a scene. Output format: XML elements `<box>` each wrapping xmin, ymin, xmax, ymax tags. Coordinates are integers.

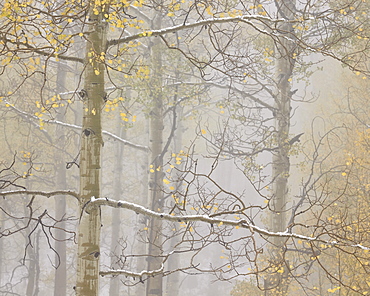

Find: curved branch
<box><xmin>107</xmin><ymin>15</ymin><xmax>286</xmax><ymax>48</ymax></box>
<box><xmin>2</xmin><ymin>100</ymin><xmax>148</xmax><ymax>151</ymax></box>
<box><xmin>86</xmin><ymin>197</ymin><xmax>370</xmax><ymax>251</ymax></box>
<box><xmin>0</xmin><ymin>37</ymin><xmax>84</xmax><ymax>64</ymax></box>
<box><xmin>0</xmin><ymin>190</ymin><xmax>79</xmax><ymax>200</ymax></box>
<box><xmin>100</xmin><ymin>263</ymin><xmax>164</xmax><ymax>278</ymax></box>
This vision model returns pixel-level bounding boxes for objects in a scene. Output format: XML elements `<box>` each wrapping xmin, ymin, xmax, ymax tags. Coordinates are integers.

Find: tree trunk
<box><xmin>75</xmin><ymin>4</ymin><xmax>107</xmax><ymax>295</ymax></box>
<box><xmin>26</xmin><ymin>243</ymin><xmax>36</xmax><ymax>296</ymax></box>
<box><xmin>146</xmin><ymin>12</ymin><xmax>164</xmax><ymax>296</ymax></box>
<box><xmin>34</xmin><ymin>230</ymin><xmax>40</xmax><ymax>296</ymax></box>
<box><xmin>0</xmin><ymin>211</ymin><xmax>3</xmax><ymax>287</ymax></box>
<box><xmin>265</xmin><ymin>1</ymin><xmax>296</xmax><ymax>295</ymax></box>
<box><xmin>109</xmin><ymin>123</ymin><xmax>125</xmax><ymax>296</ymax></box>
<box><xmin>54</xmin><ymin>61</ymin><xmax>67</xmax><ymax>296</ymax></box>
<box><xmin>165</xmin><ymin>103</ymin><xmax>183</xmax><ymax>296</ymax></box>
<box><xmin>26</xmin><ymin>230</ymin><xmax>40</xmax><ymax>296</ymax></box>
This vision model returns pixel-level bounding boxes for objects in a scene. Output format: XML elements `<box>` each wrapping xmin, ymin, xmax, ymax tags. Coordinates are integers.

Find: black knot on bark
<box><xmin>83</xmin><ymin>128</ymin><xmax>95</xmax><ymax>137</ymax></box>
<box><xmin>78</xmin><ymin>89</ymin><xmax>87</xmax><ymax>99</ymax></box>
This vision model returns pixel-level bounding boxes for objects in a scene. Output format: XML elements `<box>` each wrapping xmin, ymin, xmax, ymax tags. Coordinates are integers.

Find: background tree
<box><xmin>2</xmin><ymin>1</ymin><xmax>370</xmax><ymax>296</ymax></box>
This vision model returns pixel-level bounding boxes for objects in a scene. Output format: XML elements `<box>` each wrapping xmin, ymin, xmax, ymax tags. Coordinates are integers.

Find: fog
<box><xmin>1</xmin><ymin>1</ymin><xmax>370</xmax><ymax>296</ymax></box>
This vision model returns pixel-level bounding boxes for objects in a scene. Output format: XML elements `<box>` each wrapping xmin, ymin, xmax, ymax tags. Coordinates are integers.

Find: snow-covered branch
<box><xmin>0</xmin><ymin>190</ymin><xmax>79</xmax><ymax>200</ymax></box>
<box><xmin>100</xmin><ymin>264</ymin><xmax>164</xmax><ymax>278</ymax></box>
<box><xmin>107</xmin><ymin>14</ymin><xmax>287</xmax><ymax>47</ymax></box>
<box><xmin>87</xmin><ymin>197</ymin><xmax>370</xmax><ymax>251</ymax></box>
<box><xmin>2</xmin><ymin>101</ymin><xmax>148</xmax><ymax>151</ymax></box>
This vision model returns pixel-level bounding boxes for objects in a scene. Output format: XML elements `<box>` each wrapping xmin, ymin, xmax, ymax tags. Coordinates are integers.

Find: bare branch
<box><xmin>107</xmin><ymin>15</ymin><xmax>287</xmax><ymax>48</ymax></box>
<box><xmin>87</xmin><ymin>197</ymin><xmax>370</xmax><ymax>251</ymax></box>
<box><xmin>0</xmin><ymin>190</ymin><xmax>79</xmax><ymax>200</ymax></box>
<box><xmin>2</xmin><ymin>100</ymin><xmax>148</xmax><ymax>151</ymax></box>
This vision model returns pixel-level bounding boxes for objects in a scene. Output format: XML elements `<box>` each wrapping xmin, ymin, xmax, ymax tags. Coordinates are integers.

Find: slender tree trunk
<box><xmin>75</xmin><ymin>3</ymin><xmax>107</xmax><ymax>295</ymax></box>
<box><xmin>0</xmin><ymin>211</ymin><xmax>3</xmax><ymax>286</ymax></box>
<box><xmin>24</xmin><ymin>177</ymin><xmax>36</xmax><ymax>296</ymax></box>
<box><xmin>54</xmin><ymin>61</ymin><xmax>68</xmax><ymax>296</ymax></box>
<box><xmin>265</xmin><ymin>1</ymin><xmax>296</xmax><ymax>295</ymax></box>
<box><xmin>26</xmin><ymin>231</ymin><xmax>40</xmax><ymax>296</ymax></box>
<box><xmin>109</xmin><ymin>123</ymin><xmax>125</xmax><ymax>296</ymax></box>
<box><xmin>146</xmin><ymin>12</ymin><xmax>164</xmax><ymax>296</ymax></box>
<box><xmin>26</xmin><ymin>243</ymin><xmax>36</xmax><ymax>296</ymax></box>
<box><xmin>165</xmin><ymin>103</ymin><xmax>183</xmax><ymax>296</ymax></box>
<box><xmin>135</xmin><ymin>123</ymin><xmax>149</xmax><ymax>296</ymax></box>
<box><xmin>34</xmin><ymin>231</ymin><xmax>40</xmax><ymax>296</ymax></box>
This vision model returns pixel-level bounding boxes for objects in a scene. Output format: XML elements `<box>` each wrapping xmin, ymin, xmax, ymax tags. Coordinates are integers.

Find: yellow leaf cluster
<box><xmin>327</xmin><ymin>286</ymin><xmax>340</xmax><ymax>293</ymax></box>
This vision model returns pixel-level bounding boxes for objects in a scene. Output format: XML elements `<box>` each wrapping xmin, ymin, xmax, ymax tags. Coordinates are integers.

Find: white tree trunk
<box><xmin>265</xmin><ymin>1</ymin><xmax>296</xmax><ymax>295</ymax></box>
<box><xmin>146</xmin><ymin>12</ymin><xmax>164</xmax><ymax>296</ymax></box>
<box><xmin>109</xmin><ymin>123</ymin><xmax>124</xmax><ymax>296</ymax></box>
<box><xmin>54</xmin><ymin>61</ymin><xmax>67</xmax><ymax>296</ymax></box>
<box><xmin>76</xmin><ymin>4</ymin><xmax>107</xmax><ymax>295</ymax></box>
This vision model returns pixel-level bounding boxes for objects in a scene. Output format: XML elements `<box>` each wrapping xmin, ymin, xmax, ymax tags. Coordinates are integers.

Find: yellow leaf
<box><xmin>201</xmin><ymin>129</ymin><xmax>206</xmax><ymax>135</ymax></box>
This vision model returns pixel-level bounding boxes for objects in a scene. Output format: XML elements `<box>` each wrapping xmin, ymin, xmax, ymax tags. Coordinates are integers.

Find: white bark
<box><xmin>265</xmin><ymin>1</ymin><xmax>296</xmax><ymax>294</ymax></box>
<box><xmin>54</xmin><ymin>62</ymin><xmax>68</xmax><ymax>296</ymax></box>
<box><xmin>146</xmin><ymin>11</ymin><xmax>164</xmax><ymax>296</ymax></box>
<box><xmin>75</xmin><ymin>4</ymin><xmax>107</xmax><ymax>295</ymax></box>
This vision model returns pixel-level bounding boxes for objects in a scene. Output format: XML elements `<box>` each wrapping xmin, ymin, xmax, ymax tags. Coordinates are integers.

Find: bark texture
<box><xmin>265</xmin><ymin>1</ymin><xmax>296</xmax><ymax>295</ymax></box>
<box><xmin>146</xmin><ymin>12</ymin><xmax>164</xmax><ymax>296</ymax></box>
<box><xmin>54</xmin><ymin>62</ymin><xmax>67</xmax><ymax>296</ymax></box>
<box><xmin>109</xmin><ymin>123</ymin><xmax>124</xmax><ymax>296</ymax></box>
<box><xmin>76</xmin><ymin>3</ymin><xmax>107</xmax><ymax>295</ymax></box>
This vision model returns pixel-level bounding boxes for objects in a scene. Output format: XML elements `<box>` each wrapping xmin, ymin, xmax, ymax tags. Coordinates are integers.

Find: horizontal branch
<box><xmin>2</xmin><ymin>101</ymin><xmax>148</xmax><ymax>151</ymax></box>
<box><xmin>86</xmin><ymin>197</ymin><xmax>310</xmax><ymax>239</ymax></box>
<box><xmin>0</xmin><ymin>37</ymin><xmax>84</xmax><ymax>64</ymax></box>
<box><xmin>107</xmin><ymin>14</ymin><xmax>286</xmax><ymax>48</ymax></box>
<box><xmin>0</xmin><ymin>190</ymin><xmax>79</xmax><ymax>200</ymax></box>
<box><xmin>87</xmin><ymin>197</ymin><xmax>370</xmax><ymax>252</ymax></box>
<box><xmin>100</xmin><ymin>264</ymin><xmax>164</xmax><ymax>278</ymax></box>
<box><xmin>46</xmin><ymin>119</ymin><xmax>148</xmax><ymax>151</ymax></box>
<box><xmin>201</xmin><ymin>82</ymin><xmax>276</xmax><ymax>112</ymax></box>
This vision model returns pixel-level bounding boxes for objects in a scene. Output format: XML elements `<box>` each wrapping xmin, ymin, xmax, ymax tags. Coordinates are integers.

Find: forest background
<box><xmin>1</xmin><ymin>0</ymin><xmax>370</xmax><ymax>295</ymax></box>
